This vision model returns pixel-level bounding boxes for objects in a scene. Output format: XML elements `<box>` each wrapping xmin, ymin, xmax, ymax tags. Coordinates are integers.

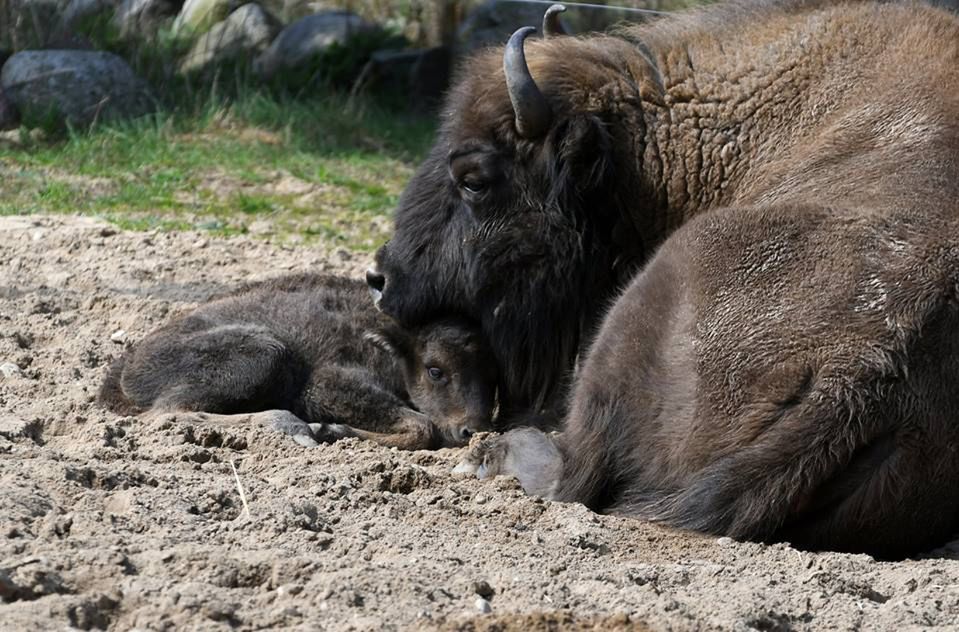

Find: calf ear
<box><xmin>364</xmin><ymin>324</ymin><xmax>413</xmax><ymax>360</ymax></box>
<box><xmin>550</xmin><ymin>114</ymin><xmax>612</xmax><ymax>197</ymax></box>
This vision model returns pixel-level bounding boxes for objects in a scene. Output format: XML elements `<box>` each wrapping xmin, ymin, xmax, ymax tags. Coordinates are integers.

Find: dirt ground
<box><xmin>1</xmin><ymin>215</ymin><xmax>958</xmax><ymax>631</ymax></box>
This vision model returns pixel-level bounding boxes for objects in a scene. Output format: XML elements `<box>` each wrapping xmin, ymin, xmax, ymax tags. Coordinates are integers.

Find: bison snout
<box><xmin>366</xmin><ymin>268</ymin><xmax>386</xmax><ymax>306</ymax></box>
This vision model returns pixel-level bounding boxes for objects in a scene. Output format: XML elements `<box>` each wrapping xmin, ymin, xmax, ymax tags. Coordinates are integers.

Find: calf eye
<box><xmin>427</xmin><ymin>367</ymin><xmax>445</xmax><ymax>381</ymax></box>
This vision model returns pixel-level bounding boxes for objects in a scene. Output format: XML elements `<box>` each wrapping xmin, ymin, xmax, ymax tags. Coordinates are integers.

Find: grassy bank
<box><xmin>0</xmin><ymin>93</ymin><xmax>436</xmax><ymax>252</ymax></box>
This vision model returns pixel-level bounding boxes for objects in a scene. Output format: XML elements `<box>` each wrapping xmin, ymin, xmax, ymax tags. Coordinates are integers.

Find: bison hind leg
<box><xmin>453</xmin><ymin>427</ymin><xmax>564</xmax><ymax>498</ymax></box>
<box><xmin>123</xmin><ymin>324</ymin><xmax>301</xmax><ymax>414</ymax></box>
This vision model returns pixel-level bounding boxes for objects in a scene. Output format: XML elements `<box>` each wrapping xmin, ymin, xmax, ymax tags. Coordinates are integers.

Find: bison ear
<box><xmin>552</xmin><ymin>114</ymin><xmax>612</xmax><ymax>195</ymax></box>
<box><xmin>365</xmin><ymin>324</ymin><xmax>413</xmax><ymax>360</ymax></box>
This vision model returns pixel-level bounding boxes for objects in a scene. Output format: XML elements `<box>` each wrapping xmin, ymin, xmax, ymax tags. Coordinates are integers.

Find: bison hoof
<box><xmin>453</xmin><ymin>428</ymin><xmax>564</xmax><ymax>499</ymax></box>
<box><xmin>452</xmin><ymin>432</ymin><xmax>503</xmax><ymax>479</ymax></box>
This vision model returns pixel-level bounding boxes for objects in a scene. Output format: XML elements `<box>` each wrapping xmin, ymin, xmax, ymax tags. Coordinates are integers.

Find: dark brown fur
<box><xmin>98</xmin><ymin>273</ymin><xmax>497</xmax><ymax>450</ymax></box>
<box><xmin>381</xmin><ymin>0</ymin><xmax>959</xmax><ymax>556</ymax></box>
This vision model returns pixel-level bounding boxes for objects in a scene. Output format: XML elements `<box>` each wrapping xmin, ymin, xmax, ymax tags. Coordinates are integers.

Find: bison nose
<box><xmin>366</xmin><ymin>268</ymin><xmax>386</xmax><ymax>306</ymax></box>
<box><xmin>460</xmin><ymin>426</ymin><xmax>475</xmax><ymax>441</ymax></box>
<box><xmin>366</xmin><ymin>268</ymin><xmax>385</xmax><ymax>291</ymax></box>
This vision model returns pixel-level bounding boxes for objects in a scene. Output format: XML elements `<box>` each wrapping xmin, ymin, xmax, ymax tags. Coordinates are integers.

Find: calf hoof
<box><xmin>307</xmin><ymin>423</ymin><xmax>351</xmax><ymax>443</ymax></box>
<box><xmin>453</xmin><ymin>428</ymin><xmax>564</xmax><ymax>499</ymax></box>
<box><xmin>261</xmin><ymin>410</ymin><xmax>322</xmax><ymax>448</ymax></box>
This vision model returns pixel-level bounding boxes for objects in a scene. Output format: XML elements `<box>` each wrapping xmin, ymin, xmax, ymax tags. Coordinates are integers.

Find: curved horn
<box><xmin>543</xmin><ymin>4</ymin><xmax>568</xmax><ymax>37</ymax></box>
<box><xmin>503</xmin><ymin>26</ymin><xmax>552</xmax><ymax>138</ymax></box>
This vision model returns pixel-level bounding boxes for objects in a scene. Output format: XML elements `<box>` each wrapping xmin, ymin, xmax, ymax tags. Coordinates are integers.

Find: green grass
<box><xmin>0</xmin><ymin>0</ymin><xmax>714</xmax><ymax>251</ymax></box>
<box><xmin>0</xmin><ymin>92</ymin><xmax>436</xmax><ymax>251</ymax></box>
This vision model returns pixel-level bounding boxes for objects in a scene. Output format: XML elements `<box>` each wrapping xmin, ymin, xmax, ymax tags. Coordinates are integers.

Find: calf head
<box><xmin>370</xmin><ymin>318</ymin><xmax>498</xmax><ymax>445</ymax></box>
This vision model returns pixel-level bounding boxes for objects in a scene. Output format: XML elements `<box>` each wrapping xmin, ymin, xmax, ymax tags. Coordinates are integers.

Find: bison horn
<box><xmin>543</xmin><ymin>4</ymin><xmax>569</xmax><ymax>37</ymax></box>
<box><xmin>504</xmin><ymin>26</ymin><xmax>552</xmax><ymax>139</ymax></box>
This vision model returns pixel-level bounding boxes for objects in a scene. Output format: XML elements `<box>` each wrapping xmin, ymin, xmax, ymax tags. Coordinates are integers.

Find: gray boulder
<box><xmin>1</xmin><ymin>50</ymin><xmax>155</xmax><ymax>128</ymax></box>
<box><xmin>178</xmin><ymin>3</ymin><xmax>280</xmax><ymax>74</ymax></box>
<box><xmin>253</xmin><ymin>10</ymin><xmax>374</xmax><ymax>80</ymax></box>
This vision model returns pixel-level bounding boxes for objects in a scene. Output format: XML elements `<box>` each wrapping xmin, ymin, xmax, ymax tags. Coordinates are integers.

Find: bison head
<box><xmin>369</xmin><ymin>27</ymin><xmax>649</xmax><ymax>421</ymax></box>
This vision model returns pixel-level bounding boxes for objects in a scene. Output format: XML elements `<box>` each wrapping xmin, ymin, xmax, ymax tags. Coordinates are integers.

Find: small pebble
<box><xmin>716</xmin><ymin>536</ymin><xmax>736</xmax><ymax>547</ymax></box>
<box><xmin>110</xmin><ymin>330</ymin><xmax>127</xmax><ymax>344</ymax></box>
<box><xmin>471</xmin><ymin>580</ymin><xmax>495</xmax><ymax>599</ymax></box>
<box><xmin>474</xmin><ymin>597</ymin><xmax>492</xmax><ymax>614</ymax></box>
<box><xmin>0</xmin><ymin>362</ymin><xmax>21</xmax><ymax>378</ymax></box>
<box><xmin>192</xmin><ymin>238</ymin><xmax>209</xmax><ymax>249</ymax></box>
<box><xmin>276</xmin><ymin>583</ymin><xmax>303</xmax><ymax>597</ymax></box>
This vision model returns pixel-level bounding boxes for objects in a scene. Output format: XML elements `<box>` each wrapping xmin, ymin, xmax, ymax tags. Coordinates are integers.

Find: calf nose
<box><xmin>460</xmin><ymin>426</ymin><xmax>475</xmax><ymax>441</ymax></box>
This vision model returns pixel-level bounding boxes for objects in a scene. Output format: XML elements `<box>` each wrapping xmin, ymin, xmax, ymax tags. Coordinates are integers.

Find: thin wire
<box><xmin>500</xmin><ymin>0</ymin><xmax>674</xmax><ymax>16</ymax></box>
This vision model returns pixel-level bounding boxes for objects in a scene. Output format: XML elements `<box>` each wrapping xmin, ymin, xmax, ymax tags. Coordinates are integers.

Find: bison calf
<box><xmin>98</xmin><ymin>273</ymin><xmax>497</xmax><ymax>450</ymax></box>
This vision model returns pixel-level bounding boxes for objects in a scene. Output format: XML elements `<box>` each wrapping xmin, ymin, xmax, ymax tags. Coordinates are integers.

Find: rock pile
<box><xmin>0</xmin><ymin>0</ymin><xmax>661</xmax><ymax>129</ymax></box>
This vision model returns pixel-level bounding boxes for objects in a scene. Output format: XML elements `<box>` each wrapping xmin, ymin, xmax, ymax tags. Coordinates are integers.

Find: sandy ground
<box><xmin>1</xmin><ymin>215</ymin><xmax>958</xmax><ymax>631</ymax></box>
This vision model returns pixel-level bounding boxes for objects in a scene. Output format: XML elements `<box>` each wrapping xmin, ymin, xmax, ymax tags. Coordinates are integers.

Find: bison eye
<box><xmin>427</xmin><ymin>367</ymin><xmax>445</xmax><ymax>382</ymax></box>
<box><xmin>459</xmin><ymin>178</ymin><xmax>487</xmax><ymax>195</ymax></box>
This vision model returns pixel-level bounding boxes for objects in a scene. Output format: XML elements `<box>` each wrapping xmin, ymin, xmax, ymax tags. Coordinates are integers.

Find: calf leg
<box><xmin>309</xmin><ymin>413</ymin><xmax>438</xmax><ymax>450</ymax></box>
<box><xmin>288</xmin><ymin>366</ymin><xmax>443</xmax><ymax>450</ymax></box>
<box><xmin>144</xmin><ymin>409</ymin><xmax>326</xmax><ymax>448</ymax></box>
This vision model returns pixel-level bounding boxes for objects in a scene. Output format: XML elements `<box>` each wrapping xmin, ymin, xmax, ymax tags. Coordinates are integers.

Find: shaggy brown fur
<box><xmin>379</xmin><ymin>0</ymin><xmax>959</xmax><ymax>556</ymax></box>
<box><xmin>99</xmin><ymin>274</ymin><xmax>497</xmax><ymax>450</ymax></box>
<box><xmin>373</xmin><ymin>0</ymin><xmax>959</xmax><ymax>416</ymax></box>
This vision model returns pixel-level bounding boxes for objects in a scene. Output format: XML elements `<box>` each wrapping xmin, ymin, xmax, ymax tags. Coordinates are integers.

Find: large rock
<box><xmin>113</xmin><ymin>0</ymin><xmax>180</xmax><ymax>38</ymax></box>
<box><xmin>172</xmin><ymin>0</ymin><xmax>238</xmax><ymax>36</ymax></box>
<box><xmin>253</xmin><ymin>10</ymin><xmax>375</xmax><ymax>81</ymax></box>
<box><xmin>178</xmin><ymin>3</ymin><xmax>280</xmax><ymax>74</ymax></box>
<box><xmin>1</xmin><ymin>50</ymin><xmax>155</xmax><ymax>128</ymax></box>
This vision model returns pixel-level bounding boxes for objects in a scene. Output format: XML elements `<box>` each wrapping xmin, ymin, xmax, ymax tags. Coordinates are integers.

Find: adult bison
<box><xmin>369</xmin><ymin>0</ymin><xmax>959</xmax><ymax>557</ymax></box>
